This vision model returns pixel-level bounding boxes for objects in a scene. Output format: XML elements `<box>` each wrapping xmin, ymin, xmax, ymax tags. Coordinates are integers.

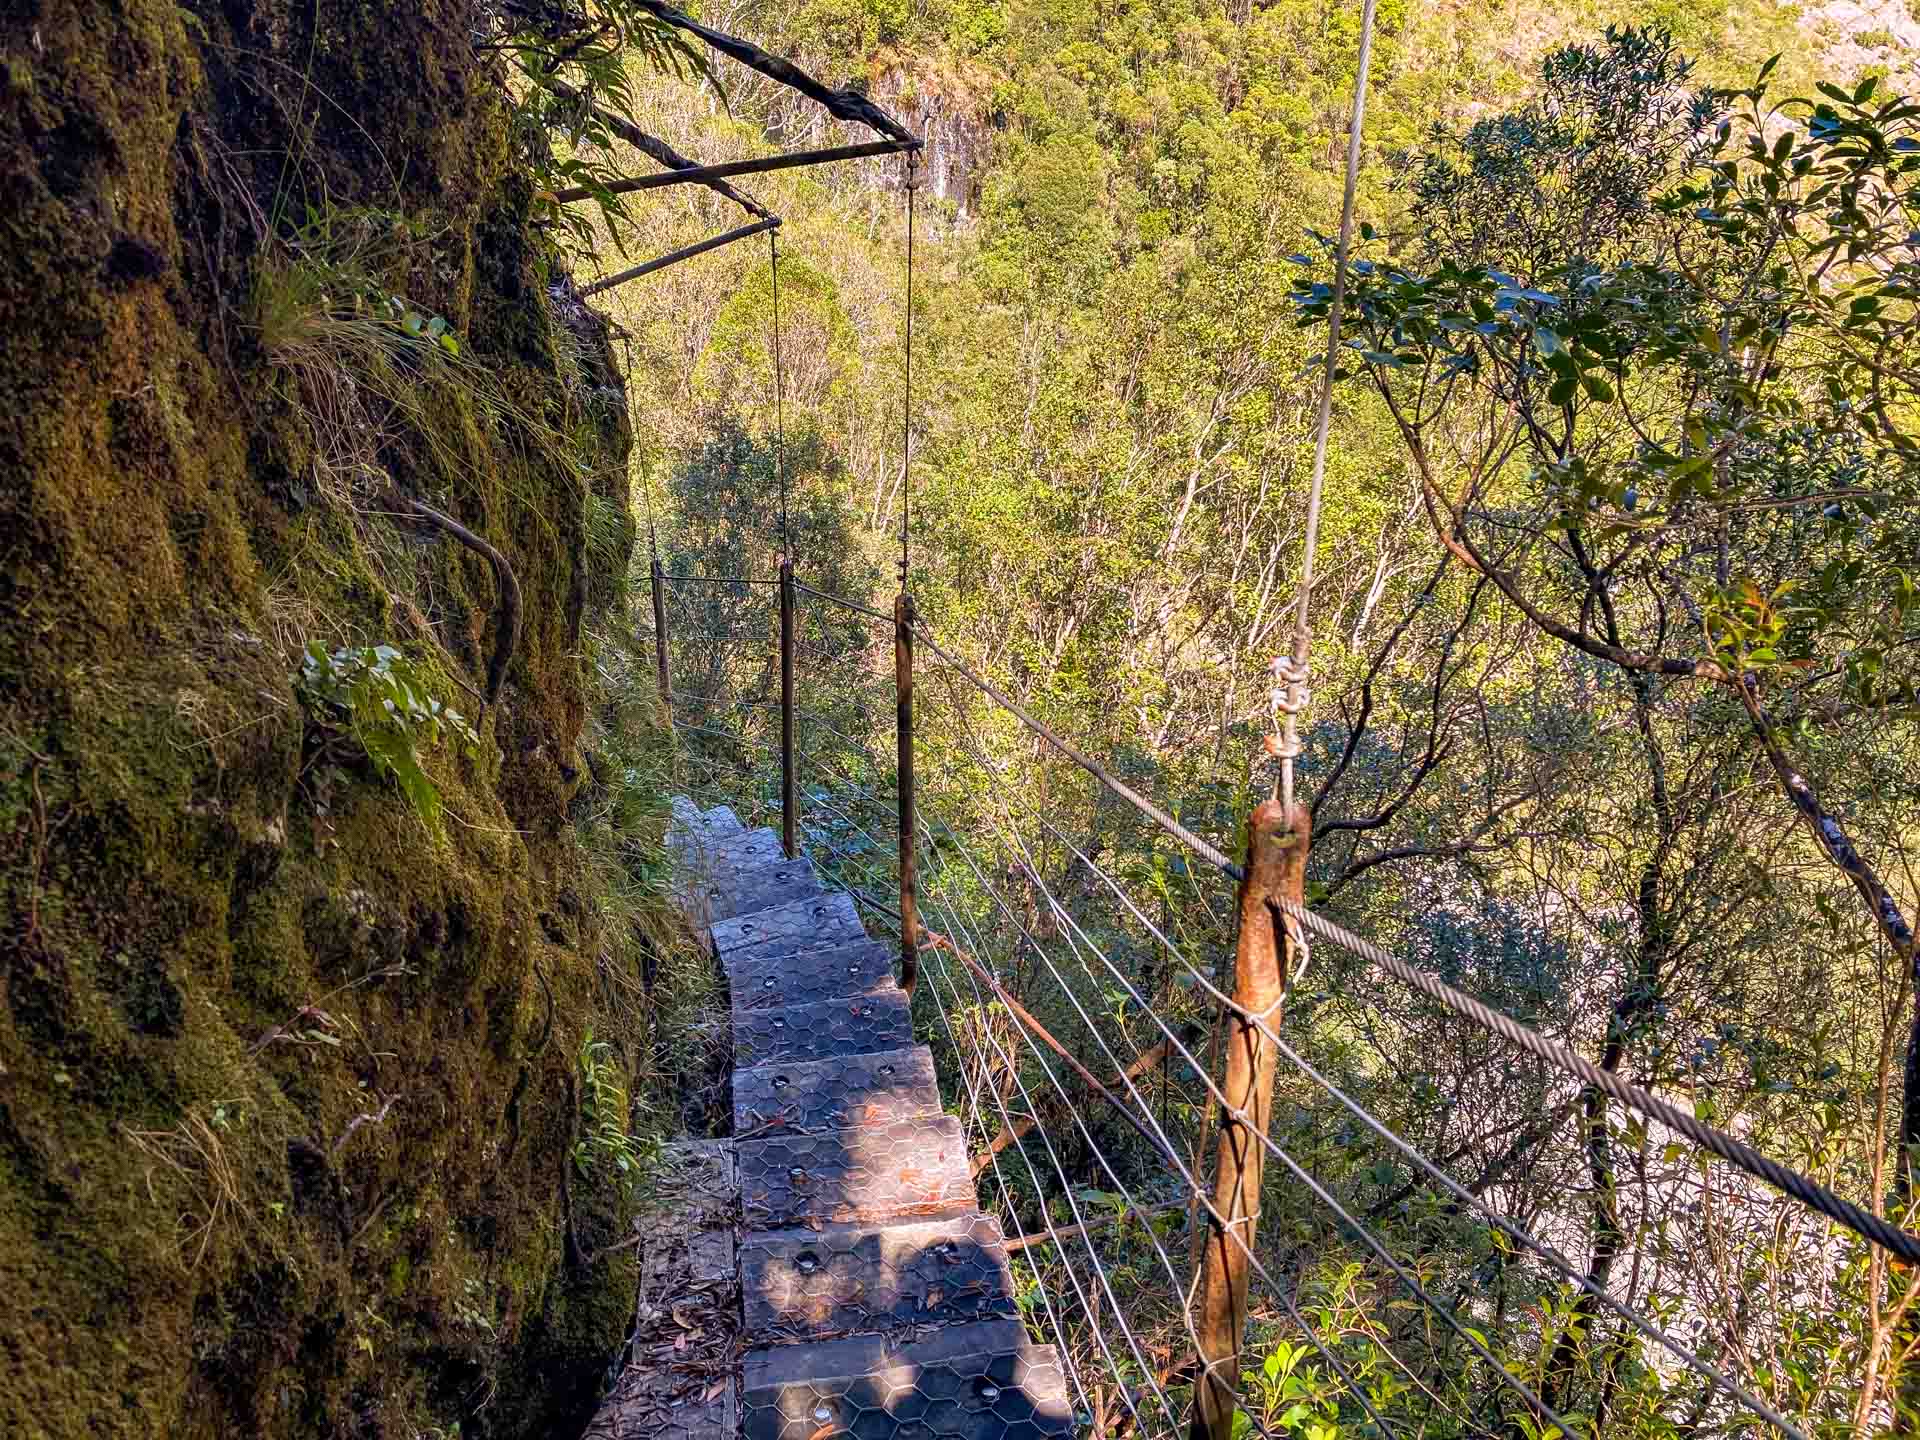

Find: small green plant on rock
<box><xmin>297</xmin><ymin>642</ymin><xmax>478</xmax><ymax>831</ymax></box>
<box><xmin>572</xmin><ymin>1029</ymin><xmax>655</xmax><ymax>1204</ymax></box>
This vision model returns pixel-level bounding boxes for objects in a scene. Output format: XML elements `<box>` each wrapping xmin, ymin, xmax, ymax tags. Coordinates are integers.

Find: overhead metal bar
<box><xmin>580</xmin><ymin>217</ymin><xmax>781</xmax><ymax>295</ymax></box>
<box><xmin>634</xmin><ymin>0</ymin><xmax>918</xmax><ymax>144</ymax></box>
<box><xmin>554</xmin><ymin>139</ymin><xmax>919</xmax><ymax>204</ymax></box>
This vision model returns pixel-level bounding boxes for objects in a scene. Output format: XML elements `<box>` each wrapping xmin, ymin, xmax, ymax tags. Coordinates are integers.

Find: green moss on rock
<box><xmin>0</xmin><ymin>2</ymin><xmax>646</xmax><ymax>1436</ymax></box>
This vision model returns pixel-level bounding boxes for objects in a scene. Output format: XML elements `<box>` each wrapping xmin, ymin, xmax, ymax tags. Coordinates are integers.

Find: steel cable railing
<box><xmin>916</xmin><ymin>799</ymin><xmax>1410</xmax><ymax>1440</ymax></box>
<box><xmin>647</xmin><ymin>563</ymin><xmax>1902</xmax><ymax>1434</ymax></box>
<box><xmin>912</xmin><ymin>598</ymin><xmax>1920</xmax><ymax>1273</ymax></box>
<box><xmin>1035</xmin><ymin>804</ymin><xmax>1812</xmax><ymax>1436</ymax></box>
<box><xmin>950</xmin><ymin>785</ymin><xmax>1553</xmax><ymax>1435</ymax></box>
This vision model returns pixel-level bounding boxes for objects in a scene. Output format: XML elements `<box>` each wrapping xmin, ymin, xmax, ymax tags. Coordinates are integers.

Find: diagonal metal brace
<box><xmin>553</xmin><ymin>139</ymin><xmax>918</xmax><ymax>203</ymax></box>
<box><xmin>581</xmin><ymin>217</ymin><xmax>781</xmax><ymax>295</ymax></box>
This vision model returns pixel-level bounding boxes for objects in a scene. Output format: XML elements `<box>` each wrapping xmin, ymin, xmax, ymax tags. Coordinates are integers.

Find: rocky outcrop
<box><xmin>0</xmin><ymin>3</ymin><xmax>649</xmax><ymax>1436</ymax></box>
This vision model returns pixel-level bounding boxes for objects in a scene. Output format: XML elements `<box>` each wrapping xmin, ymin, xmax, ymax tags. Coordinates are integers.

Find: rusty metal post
<box><xmin>1190</xmin><ymin>798</ymin><xmax>1307</xmax><ymax>1440</ymax></box>
<box><xmin>779</xmin><ymin>555</ymin><xmax>798</xmax><ymax>859</ymax></box>
<box><xmin>894</xmin><ymin>591</ymin><xmax>918</xmax><ymax>997</ymax></box>
<box><xmin>649</xmin><ymin>554</ymin><xmax>672</xmax><ymax>719</ymax></box>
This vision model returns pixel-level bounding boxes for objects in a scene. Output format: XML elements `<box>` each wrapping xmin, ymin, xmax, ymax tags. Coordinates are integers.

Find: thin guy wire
<box><xmin>998</xmin><ymin>842</ymin><xmax>1557</xmax><ymax>1435</ymax></box>
<box><xmin>1033</xmin><ymin>865</ymin><xmax>1487</xmax><ymax>1436</ymax></box>
<box><xmin>914</xmin><ymin>625</ymin><xmax>1238</xmax><ymax>873</ymax></box>
<box><xmin>769</xmin><ymin>229</ymin><xmax>789</xmax><ymax>558</ymax></box>
<box><xmin>923</xmin><ymin>836</ymin><xmax>1307</xmax><ymax>1440</ymax></box>
<box><xmin>900</xmin><ymin>151</ymin><xmax>916</xmax><ymax>585</ymax></box>
<box><xmin>920</xmin><ymin>795</ymin><xmax>1404</xmax><ymax>1439</ymax></box>
<box><xmin>769</xmin><ymin>722</ymin><xmax>1396</xmax><ymax>1432</ymax></box>
<box><xmin>913</xmin><ymin>950</ymin><xmax>1101</xmax><ymax>1424</ymax></box>
<box><xmin>672</xmin><ymin>689</ymin><xmax>782</xmax><ymax>712</ymax></box>
<box><xmin>922</xmin><ymin>838</ymin><xmax>1185</xmax><ymax>1434</ymax></box>
<box><xmin>942</xmin><ymin>863</ymin><xmax>1396</xmax><ymax>1440</ymax></box>
<box><xmin>969</xmin><ymin>793</ymin><xmax>1516</xmax><ymax>1436</ymax></box>
<box><xmin>1271</xmin><ymin>1033</ymin><xmax>1810</xmax><ymax>1437</ymax></box>
<box><xmin>1012</xmin><ymin>795</ymin><xmax>1812</xmax><ymax>1434</ymax></box>
<box><xmin>1021</xmin><ymin>792</ymin><xmax>1808</xmax><ymax>1434</ymax></box>
<box><xmin>921</xmin><ymin>849</ymin><xmax>1224</xmax><ymax>1439</ymax></box>
<box><xmin>1275</xmin><ymin>0</ymin><xmax>1377</xmax><ymax>813</ymax></box>
<box><xmin>910</xmin><ymin>890</ymin><xmax>1121</xmax><ymax>1436</ymax></box>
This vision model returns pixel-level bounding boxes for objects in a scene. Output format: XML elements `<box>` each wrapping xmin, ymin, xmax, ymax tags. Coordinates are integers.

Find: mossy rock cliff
<box><xmin>0</xmin><ymin>2</ymin><xmax>659</xmax><ymax>1434</ymax></box>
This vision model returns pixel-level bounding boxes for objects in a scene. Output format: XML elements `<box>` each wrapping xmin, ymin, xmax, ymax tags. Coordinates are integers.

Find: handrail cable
<box><xmin>802</xmin><ymin>748</ymin><xmax>1582</xmax><ymax>1428</ymax></box>
<box><xmin>1271</xmin><ymin>891</ymin><xmax>1920</xmax><ymax>1268</ymax></box>
<box><xmin>970</xmin><ymin>791</ymin><xmax>1572</xmax><ymax>1435</ymax></box>
<box><xmin>919</xmin><ymin>795</ymin><xmax>1409</xmax><ymax>1438</ymax></box>
<box><xmin>793</xmin><ymin>578</ymin><xmax>898</xmax><ymax>625</ymax></box>
<box><xmin>903</xmin><ymin>609</ymin><xmax>1920</xmax><ymax>1267</ymax></box>
<box><xmin>915</xmin><ymin>624</ymin><xmax>1238</xmax><ymax>873</ymax></box>
<box><xmin>1016</xmin><ymin>793</ymin><xmax>1812</xmax><ymax>1435</ymax></box>
<box><xmin>660</xmin><ymin>571</ymin><xmax>784</xmax><ymax>587</ymax></box>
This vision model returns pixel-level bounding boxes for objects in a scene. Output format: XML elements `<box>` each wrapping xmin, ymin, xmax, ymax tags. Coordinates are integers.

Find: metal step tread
<box><xmin>667</xmin><ymin>799</ymin><xmax>747</xmax><ymax>848</ymax></box>
<box><xmin>728</xmin><ymin>937</ymin><xmax>899</xmax><ymax>1012</ymax></box>
<box><xmin>734</xmin><ymin>988</ymin><xmax>915</xmax><ymax>1068</ymax></box>
<box><xmin>742</xmin><ymin>1320</ymin><xmax>1073</xmax><ymax>1439</ymax></box>
<box><xmin>738</xmin><ymin>1113</ymin><xmax>977</xmax><ymax>1230</ymax></box>
<box><xmin>734</xmin><ymin>1045</ymin><xmax>941</xmax><ymax>1137</ymax></box>
<box><xmin>714</xmin><ymin>890</ymin><xmax>867</xmax><ymax>962</ymax></box>
<box><xmin>742</xmin><ymin>1211</ymin><xmax>1018</xmax><ymax>1344</ymax></box>
<box><xmin>697</xmin><ymin>853</ymin><xmax>823</xmax><ymax>927</ymax></box>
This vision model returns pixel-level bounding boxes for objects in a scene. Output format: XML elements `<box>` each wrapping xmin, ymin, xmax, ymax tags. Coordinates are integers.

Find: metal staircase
<box><xmin>669</xmin><ymin>797</ymin><xmax>1075</xmax><ymax>1440</ymax></box>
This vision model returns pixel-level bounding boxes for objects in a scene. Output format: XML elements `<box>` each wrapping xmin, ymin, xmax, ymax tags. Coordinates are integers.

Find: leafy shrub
<box><xmin>297</xmin><ymin>643</ymin><xmax>478</xmax><ymax>830</ymax></box>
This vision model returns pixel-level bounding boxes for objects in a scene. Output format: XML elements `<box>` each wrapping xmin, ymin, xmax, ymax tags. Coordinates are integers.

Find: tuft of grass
<box><xmin>123</xmin><ymin>1107</ymin><xmax>274</xmax><ymax>1272</ymax></box>
<box><xmin>251</xmin><ymin>205</ymin><xmax>589</xmax><ymax>532</ymax></box>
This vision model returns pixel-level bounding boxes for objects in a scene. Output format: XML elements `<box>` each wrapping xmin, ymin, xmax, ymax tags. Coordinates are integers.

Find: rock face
<box><xmin>873</xmin><ymin>65</ymin><xmax>998</xmax><ymax>223</ymax></box>
<box><xmin>0</xmin><ymin>3</ymin><xmax>645</xmax><ymax>1436</ymax></box>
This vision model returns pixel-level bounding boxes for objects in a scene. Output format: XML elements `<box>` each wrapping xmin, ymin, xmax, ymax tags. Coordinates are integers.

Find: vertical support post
<box><xmin>894</xmin><ymin>591</ymin><xmax>918</xmax><ymax>997</ymax></box>
<box><xmin>650</xmin><ymin>555</ymin><xmax>672</xmax><ymax>718</ymax></box>
<box><xmin>1190</xmin><ymin>799</ymin><xmax>1308</xmax><ymax>1440</ymax></box>
<box><xmin>779</xmin><ymin>555</ymin><xmax>798</xmax><ymax>860</ymax></box>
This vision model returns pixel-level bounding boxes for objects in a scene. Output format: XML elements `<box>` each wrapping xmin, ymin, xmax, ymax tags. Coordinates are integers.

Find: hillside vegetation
<box><xmin>1</xmin><ymin>3</ymin><xmax>702</xmax><ymax>1436</ymax></box>
<box><xmin>598</xmin><ymin>0</ymin><xmax>1920</xmax><ymax>1431</ymax></box>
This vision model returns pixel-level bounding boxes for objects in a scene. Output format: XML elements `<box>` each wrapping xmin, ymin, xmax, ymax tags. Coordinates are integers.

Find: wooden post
<box><xmin>1190</xmin><ymin>798</ymin><xmax>1307</xmax><ymax>1440</ymax></box>
<box><xmin>649</xmin><ymin>555</ymin><xmax>672</xmax><ymax>719</ymax></box>
<box><xmin>779</xmin><ymin>555</ymin><xmax>798</xmax><ymax>860</ymax></box>
<box><xmin>894</xmin><ymin>592</ymin><xmax>918</xmax><ymax>997</ymax></box>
